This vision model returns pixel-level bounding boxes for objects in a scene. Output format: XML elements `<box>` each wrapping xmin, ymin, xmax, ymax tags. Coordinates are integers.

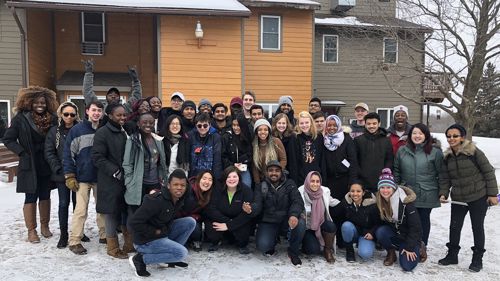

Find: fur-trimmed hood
<box><xmin>14</xmin><ymin>86</ymin><xmax>59</xmax><ymax>114</ymax></box>
<box><xmin>399</xmin><ymin>186</ymin><xmax>417</xmax><ymax>204</ymax></box>
<box><xmin>443</xmin><ymin>139</ymin><xmax>476</xmax><ymax>159</ymax></box>
<box><xmin>344</xmin><ymin>192</ymin><xmax>376</xmax><ymax>206</ymax></box>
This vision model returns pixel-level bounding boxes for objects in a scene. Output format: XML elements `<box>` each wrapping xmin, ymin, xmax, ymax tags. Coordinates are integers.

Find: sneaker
<box><xmin>80</xmin><ymin>234</ymin><xmax>90</xmax><ymax>242</ymax></box>
<box><xmin>288</xmin><ymin>254</ymin><xmax>302</xmax><ymax>266</ymax></box>
<box><xmin>239</xmin><ymin>246</ymin><xmax>250</xmax><ymax>255</ymax></box>
<box><xmin>167</xmin><ymin>262</ymin><xmax>189</xmax><ymax>268</ymax></box>
<box><xmin>69</xmin><ymin>244</ymin><xmax>87</xmax><ymax>255</ymax></box>
<box><xmin>208</xmin><ymin>242</ymin><xmax>220</xmax><ymax>252</ymax></box>
<box><xmin>129</xmin><ymin>253</ymin><xmax>151</xmax><ymax>277</ymax></box>
<box><xmin>264</xmin><ymin>249</ymin><xmax>276</xmax><ymax>257</ymax></box>
<box><xmin>192</xmin><ymin>241</ymin><xmax>202</xmax><ymax>252</ymax></box>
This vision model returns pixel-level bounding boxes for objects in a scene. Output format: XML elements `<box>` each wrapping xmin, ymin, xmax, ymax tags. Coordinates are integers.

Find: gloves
<box><xmin>82</xmin><ymin>59</ymin><xmax>94</xmax><ymax>73</ymax></box>
<box><xmin>127</xmin><ymin>65</ymin><xmax>139</xmax><ymax>82</ymax></box>
<box><xmin>65</xmin><ymin>173</ymin><xmax>79</xmax><ymax>192</ymax></box>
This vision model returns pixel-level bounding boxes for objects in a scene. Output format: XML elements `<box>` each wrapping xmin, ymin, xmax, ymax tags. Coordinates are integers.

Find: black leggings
<box><xmin>449</xmin><ymin>196</ymin><xmax>488</xmax><ymax>250</ymax></box>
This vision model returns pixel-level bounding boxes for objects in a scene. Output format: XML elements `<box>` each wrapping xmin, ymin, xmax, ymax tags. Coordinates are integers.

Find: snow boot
<box><xmin>345</xmin><ymin>243</ymin><xmax>356</xmax><ymax>263</ymax></box>
<box><xmin>419</xmin><ymin>241</ymin><xmax>427</xmax><ymax>263</ymax></box>
<box><xmin>438</xmin><ymin>243</ymin><xmax>460</xmax><ymax>265</ymax></box>
<box><xmin>23</xmin><ymin>203</ymin><xmax>40</xmax><ymax>243</ymax></box>
<box><xmin>469</xmin><ymin>247</ymin><xmax>485</xmax><ymax>272</ymax></box>
<box><xmin>57</xmin><ymin>231</ymin><xmax>68</xmax><ymax>248</ymax></box>
<box><xmin>121</xmin><ymin>225</ymin><xmax>135</xmax><ymax>253</ymax></box>
<box><xmin>383</xmin><ymin>248</ymin><xmax>397</xmax><ymax>266</ymax></box>
<box><xmin>106</xmin><ymin>237</ymin><xmax>128</xmax><ymax>259</ymax></box>
<box><xmin>322</xmin><ymin>231</ymin><xmax>336</xmax><ymax>263</ymax></box>
<box><xmin>39</xmin><ymin>200</ymin><xmax>53</xmax><ymax>238</ymax></box>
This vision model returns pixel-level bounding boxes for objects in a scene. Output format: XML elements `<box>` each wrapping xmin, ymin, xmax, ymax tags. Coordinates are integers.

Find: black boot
<box><xmin>346</xmin><ymin>243</ymin><xmax>356</xmax><ymax>263</ymax></box>
<box><xmin>438</xmin><ymin>243</ymin><xmax>460</xmax><ymax>265</ymax></box>
<box><xmin>469</xmin><ymin>247</ymin><xmax>485</xmax><ymax>272</ymax></box>
<box><xmin>57</xmin><ymin>231</ymin><xmax>69</xmax><ymax>249</ymax></box>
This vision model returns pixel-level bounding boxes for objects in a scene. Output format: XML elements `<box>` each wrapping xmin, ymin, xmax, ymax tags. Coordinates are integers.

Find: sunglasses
<box><xmin>197</xmin><ymin>124</ymin><xmax>209</xmax><ymax>129</ymax></box>
<box><xmin>446</xmin><ymin>135</ymin><xmax>461</xmax><ymax>139</ymax></box>
<box><xmin>63</xmin><ymin>113</ymin><xmax>76</xmax><ymax>117</ymax></box>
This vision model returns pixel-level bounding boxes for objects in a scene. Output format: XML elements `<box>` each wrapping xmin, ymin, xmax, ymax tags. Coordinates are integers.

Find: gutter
<box><xmin>9</xmin><ymin>7</ymin><xmax>27</xmax><ymax>87</ymax></box>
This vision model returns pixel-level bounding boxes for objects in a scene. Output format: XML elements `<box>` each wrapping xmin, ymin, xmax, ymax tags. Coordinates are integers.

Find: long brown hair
<box><xmin>376</xmin><ymin>191</ymin><xmax>393</xmax><ymax>221</ymax></box>
<box><xmin>193</xmin><ymin>170</ymin><xmax>214</xmax><ymax>208</ymax></box>
<box><xmin>15</xmin><ymin>86</ymin><xmax>58</xmax><ymax>114</ymax></box>
<box><xmin>272</xmin><ymin>113</ymin><xmax>294</xmax><ymax>138</ymax></box>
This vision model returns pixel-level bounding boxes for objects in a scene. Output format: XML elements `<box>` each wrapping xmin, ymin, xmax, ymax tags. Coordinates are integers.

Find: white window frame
<box><xmin>383</xmin><ymin>37</ymin><xmax>398</xmax><ymax>64</ymax></box>
<box><xmin>322</xmin><ymin>35</ymin><xmax>339</xmax><ymax>63</ymax></box>
<box><xmin>260</xmin><ymin>15</ymin><xmax>281</xmax><ymax>51</ymax></box>
<box><xmin>0</xmin><ymin>100</ymin><xmax>11</xmax><ymax>125</ymax></box>
<box><xmin>376</xmin><ymin>107</ymin><xmax>394</xmax><ymax>128</ymax></box>
<box><xmin>259</xmin><ymin>103</ymin><xmax>279</xmax><ymax>119</ymax></box>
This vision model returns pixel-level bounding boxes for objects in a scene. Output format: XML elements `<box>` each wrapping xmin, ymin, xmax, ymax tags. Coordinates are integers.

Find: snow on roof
<box><xmin>254</xmin><ymin>0</ymin><xmax>320</xmax><ymax>5</ymax></box>
<box><xmin>7</xmin><ymin>0</ymin><xmax>250</xmax><ymax>13</ymax></box>
<box><xmin>315</xmin><ymin>16</ymin><xmax>378</xmax><ymax>27</ymax></box>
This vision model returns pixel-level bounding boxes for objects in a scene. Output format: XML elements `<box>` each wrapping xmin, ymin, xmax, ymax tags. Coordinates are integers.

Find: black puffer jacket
<box><xmin>91</xmin><ymin>120</ymin><xmax>128</xmax><ymax>214</ymax></box>
<box><xmin>44</xmin><ymin>122</ymin><xmax>77</xmax><ymax>183</ymax></box>
<box><xmin>221</xmin><ymin>131</ymin><xmax>252</xmax><ymax>169</ymax></box>
<box><xmin>204</xmin><ymin>184</ymin><xmax>253</xmax><ymax>231</ymax></box>
<box><xmin>338</xmin><ymin>193</ymin><xmax>379</xmax><ymax>237</ymax></box>
<box><xmin>354</xmin><ymin>128</ymin><xmax>394</xmax><ymax>193</ymax></box>
<box><xmin>252</xmin><ymin>175</ymin><xmax>304</xmax><ymax>224</ymax></box>
<box><xmin>324</xmin><ymin>132</ymin><xmax>359</xmax><ymax>185</ymax></box>
<box><xmin>129</xmin><ymin>187</ymin><xmax>187</xmax><ymax>245</ymax></box>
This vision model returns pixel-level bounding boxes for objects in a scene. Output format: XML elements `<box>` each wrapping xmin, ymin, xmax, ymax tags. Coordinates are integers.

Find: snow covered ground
<box><xmin>0</xmin><ymin>134</ymin><xmax>498</xmax><ymax>281</ymax></box>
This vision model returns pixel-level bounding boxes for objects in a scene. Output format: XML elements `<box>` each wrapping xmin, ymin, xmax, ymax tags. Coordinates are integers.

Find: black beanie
<box><xmin>182</xmin><ymin>100</ymin><xmax>196</xmax><ymax>112</ymax></box>
<box><xmin>445</xmin><ymin>124</ymin><xmax>467</xmax><ymax>137</ymax></box>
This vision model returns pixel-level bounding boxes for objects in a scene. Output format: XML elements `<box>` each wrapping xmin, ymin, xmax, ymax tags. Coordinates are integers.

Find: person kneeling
<box><xmin>128</xmin><ymin>169</ymin><xmax>196</xmax><ymax>277</ymax></box>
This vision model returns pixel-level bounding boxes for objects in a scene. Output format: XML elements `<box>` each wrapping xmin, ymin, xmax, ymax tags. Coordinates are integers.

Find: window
<box><xmin>383</xmin><ymin>38</ymin><xmax>398</xmax><ymax>63</ymax></box>
<box><xmin>81</xmin><ymin>12</ymin><xmax>105</xmax><ymax>55</ymax></box>
<box><xmin>0</xmin><ymin>100</ymin><xmax>11</xmax><ymax>138</ymax></box>
<box><xmin>323</xmin><ymin>35</ymin><xmax>338</xmax><ymax>63</ymax></box>
<box><xmin>259</xmin><ymin>103</ymin><xmax>279</xmax><ymax>119</ymax></box>
<box><xmin>260</xmin><ymin>15</ymin><xmax>281</xmax><ymax>51</ymax></box>
<box><xmin>377</xmin><ymin>108</ymin><xmax>395</xmax><ymax>128</ymax></box>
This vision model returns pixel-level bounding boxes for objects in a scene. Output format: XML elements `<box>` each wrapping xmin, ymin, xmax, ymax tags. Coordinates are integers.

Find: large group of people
<box><xmin>2</xmin><ymin>60</ymin><xmax>498</xmax><ymax>277</ymax></box>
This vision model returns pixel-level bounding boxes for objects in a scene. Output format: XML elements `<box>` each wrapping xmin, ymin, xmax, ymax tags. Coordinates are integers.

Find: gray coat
<box><xmin>439</xmin><ymin>140</ymin><xmax>498</xmax><ymax>203</ymax></box>
<box><xmin>394</xmin><ymin>144</ymin><xmax>443</xmax><ymax>208</ymax></box>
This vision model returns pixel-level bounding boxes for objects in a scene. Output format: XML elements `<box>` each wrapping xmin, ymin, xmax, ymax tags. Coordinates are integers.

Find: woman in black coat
<box><xmin>91</xmin><ymin>104</ymin><xmax>130</xmax><ymax>259</ymax></box>
<box><xmin>204</xmin><ymin>166</ymin><xmax>253</xmax><ymax>254</ymax></box>
<box><xmin>44</xmin><ymin>101</ymin><xmax>81</xmax><ymax>248</ymax></box>
<box><xmin>3</xmin><ymin>86</ymin><xmax>58</xmax><ymax>243</ymax></box>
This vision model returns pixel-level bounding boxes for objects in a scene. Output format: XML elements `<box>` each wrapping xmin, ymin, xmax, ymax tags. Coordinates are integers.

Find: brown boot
<box><xmin>121</xmin><ymin>225</ymin><xmax>136</xmax><ymax>253</ymax></box>
<box><xmin>420</xmin><ymin>241</ymin><xmax>427</xmax><ymax>263</ymax></box>
<box><xmin>106</xmin><ymin>237</ymin><xmax>128</xmax><ymax>259</ymax></box>
<box><xmin>322</xmin><ymin>231</ymin><xmax>336</xmax><ymax>263</ymax></box>
<box><xmin>384</xmin><ymin>248</ymin><xmax>397</xmax><ymax>266</ymax></box>
<box><xmin>23</xmin><ymin>203</ymin><xmax>40</xmax><ymax>243</ymax></box>
<box><xmin>38</xmin><ymin>200</ymin><xmax>53</xmax><ymax>238</ymax></box>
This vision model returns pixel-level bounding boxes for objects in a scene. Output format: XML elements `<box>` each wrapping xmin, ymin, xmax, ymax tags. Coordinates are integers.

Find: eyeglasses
<box><xmin>63</xmin><ymin>113</ymin><xmax>76</xmax><ymax>117</ymax></box>
<box><xmin>446</xmin><ymin>135</ymin><xmax>461</xmax><ymax>139</ymax></box>
<box><xmin>197</xmin><ymin>124</ymin><xmax>209</xmax><ymax>129</ymax></box>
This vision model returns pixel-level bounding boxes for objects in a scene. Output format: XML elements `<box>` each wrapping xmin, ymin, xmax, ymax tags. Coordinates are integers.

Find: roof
<box><xmin>6</xmin><ymin>0</ymin><xmax>251</xmax><ymax>16</ymax></box>
<box><xmin>240</xmin><ymin>0</ymin><xmax>320</xmax><ymax>9</ymax></box>
<box><xmin>315</xmin><ymin>16</ymin><xmax>432</xmax><ymax>32</ymax></box>
<box><xmin>56</xmin><ymin>71</ymin><xmax>131</xmax><ymax>92</ymax></box>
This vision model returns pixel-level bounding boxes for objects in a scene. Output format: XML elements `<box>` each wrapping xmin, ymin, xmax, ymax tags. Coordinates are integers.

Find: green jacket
<box><xmin>394</xmin><ymin>144</ymin><xmax>443</xmax><ymax>208</ymax></box>
<box><xmin>439</xmin><ymin>140</ymin><xmax>498</xmax><ymax>203</ymax></box>
<box><xmin>123</xmin><ymin>133</ymin><xmax>168</xmax><ymax>206</ymax></box>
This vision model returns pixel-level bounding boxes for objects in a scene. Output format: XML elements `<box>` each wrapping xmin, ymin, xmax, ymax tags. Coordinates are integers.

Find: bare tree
<box><xmin>382</xmin><ymin>0</ymin><xmax>499</xmax><ymax>139</ymax></box>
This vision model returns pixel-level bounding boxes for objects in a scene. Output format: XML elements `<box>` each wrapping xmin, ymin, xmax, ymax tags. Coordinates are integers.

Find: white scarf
<box><xmin>390</xmin><ymin>188</ymin><xmax>407</xmax><ymax>222</ymax></box>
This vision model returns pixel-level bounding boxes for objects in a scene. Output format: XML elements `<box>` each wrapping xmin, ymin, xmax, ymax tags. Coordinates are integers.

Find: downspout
<box><xmin>156</xmin><ymin>15</ymin><xmax>162</xmax><ymax>99</ymax></box>
<box><xmin>10</xmin><ymin>7</ymin><xmax>27</xmax><ymax>87</ymax></box>
<box><xmin>241</xmin><ymin>17</ymin><xmax>245</xmax><ymax>95</ymax></box>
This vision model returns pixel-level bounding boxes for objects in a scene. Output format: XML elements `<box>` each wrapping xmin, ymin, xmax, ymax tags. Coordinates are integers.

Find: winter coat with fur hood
<box><xmin>439</xmin><ymin>140</ymin><xmax>498</xmax><ymax>203</ymax></box>
<box><xmin>338</xmin><ymin>193</ymin><xmax>380</xmax><ymax>237</ymax></box>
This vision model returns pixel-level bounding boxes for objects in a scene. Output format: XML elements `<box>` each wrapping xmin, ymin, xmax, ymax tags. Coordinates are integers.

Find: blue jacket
<box><xmin>188</xmin><ymin>130</ymin><xmax>222</xmax><ymax>180</ymax></box>
<box><xmin>63</xmin><ymin>120</ymin><xmax>98</xmax><ymax>183</ymax></box>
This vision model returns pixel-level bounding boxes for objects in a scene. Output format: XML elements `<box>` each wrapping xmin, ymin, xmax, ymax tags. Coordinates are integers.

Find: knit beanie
<box><xmin>278</xmin><ymin>96</ymin><xmax>293</xmax><ymax>107</ymax></box>
<box><xmin>445</xmin><ymin>124</ymin><xmax>467</xmax><ymax>137</ymax></box>
<box><xmin>198</xmin><ymin>98</ymin><xmax>212</xmax><ymax>109</ymax></box>
<box><xmin>378</xmin><ymin>168</ymin><xmax>397</xmax><ymax>190</ymax></box>
<box><xmin>393</xmin><ymin>105</ymin><xmax>409</xmax><ymax>118</ymax></box>
<box><xmin>182</xmin><ymin>100</ymin><xmax>196</xmax><ymax>112</ymax></box>
<box><xmin>254</xmin><ymin>118</ymin><xmax>271</xmax><ymax>132</ymax></box>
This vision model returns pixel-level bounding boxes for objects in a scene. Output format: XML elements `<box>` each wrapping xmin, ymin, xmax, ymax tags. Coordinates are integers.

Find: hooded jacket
<box><xmin>439</xmin><ymin>140</ymin><xmax>498</xmax><ymax>203</ymax></box>
<box><xmin>349</xmin><ymin>120</ymin><xmax>365</xmax><ymax>139</ymax></box>
<box><xmin>354</xmin><ymin>128</ymin><xmax>394</xmax><ymax>193</ymax></box>
<box><xmin>338</xmin><ymin>193</ymin><xmax>380</xmax><ymax>237</ymax></box>
<box><xmin>387</xmin><ymin>123</ymin><xmax>412</xmax><ymax>155</ymax></box>
<box><xmin>188</xmin><ymin>129</ymin><xmax>223</xmax><ymax>180</ymax></box>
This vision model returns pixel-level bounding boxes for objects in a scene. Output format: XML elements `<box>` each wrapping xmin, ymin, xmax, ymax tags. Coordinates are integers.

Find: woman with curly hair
<box><xmin>3</xmin><ymin>86</ymin><xmax>58</xmax><ymax>243</ymax></box>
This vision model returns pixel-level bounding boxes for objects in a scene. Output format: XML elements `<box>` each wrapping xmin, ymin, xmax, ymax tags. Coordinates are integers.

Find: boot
<box><xmin>419</xmin><ymin>241</ymin><xmax>427</xmax><ymax>263</ymax></box>
<box><xmin>469</xmin><ymin>247</ymin><xmax>485</xmax><ymax>272</ymax></box>
<box><xmin>438</xmin><ymin>243</ymin><xmax>460</xmax><ymax>265</ymax></box>
<box><xmin>106</xmin><ymin>237</ymin><xmax>128</xmax><ymax>259</ymax></box>
<box><xmin>121</xmin><ymin>225</ymin><xmax>136</xmax><ymax>253</ymax></box>
<box><xmin>383</xmin><ymin>248</ymin><xmax>397</xmax><ymax>266</ymax></box>
<box><xmin>345</xmin><ymin>243</ymin><xmax>356</xmax><ymax>263</ymax></box>
<box><xmin>23</xmin><ymin>203</ymin><xmax>40</xmax><ymax>243</ymax></box>
<box><xmin>57</xmin><ymin>231</ymin><xmax>68</xmax><ymax>249</ymax></box>
<box><xmin>39</xmin><ymin>200</ymin><xmax>53</xmax><ymax>238</ymax></box>
<box><xmin>322</xmin><ymin>232</ymin><xmax>336</xmax><ymax>263</ymax></box>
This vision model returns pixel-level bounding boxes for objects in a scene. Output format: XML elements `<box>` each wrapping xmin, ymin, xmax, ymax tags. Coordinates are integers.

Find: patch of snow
<box><xmin>315</xmin><ymin>16</ymin><xmax>379</xmax><ymax>27</ymax></box>
<box><xmin>252</xmin><ymin>0</ymin><xmax>320</xmax><ymax>6</ymax></box>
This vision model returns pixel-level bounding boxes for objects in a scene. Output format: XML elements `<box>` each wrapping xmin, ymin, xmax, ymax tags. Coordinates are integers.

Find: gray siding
<box><xmin>313</xmin><ymin>28</ymin><xmax>424</xmax><ymax>125</ymax></box>
<box><xmin>0</xmin><ymin>0</ymin><xmax>23</xmax><ymax>122</ymax></box>
<box><xmin>316</xmin><ymin>0</ymin><xmax>396</xmax><ymax>18</ymax></box>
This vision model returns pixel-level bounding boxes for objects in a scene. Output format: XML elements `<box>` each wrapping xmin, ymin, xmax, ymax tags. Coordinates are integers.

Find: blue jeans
<box><xmin>256</xmin><ymin>218</ymin><xmax>306</xmax><ymax>256</ymax></box>
<box><xmin>375</xmin><ymin>225</ymin><xmax>420</xmax><ymax>271</ymax></box>
<box><xmin>56</xmin><ymin>182</ymin><xmax>77</xmax><ymax>232</ymax></box>
<box><xmin>134</xmin><ymin>217</ymin><xmax>196</xmax><ymax>265</ymax></box>
<box><xmin>240</xmin><ymin>170</ymin><xmax>252</xmax><ymax>189</ymax></box>
<box><xmin>341</xmin><ymin>221</ymin><xmax>375</xmax><ymax>260</ymax></box>
<box><xmin>302</xmin><ymin>221</ymin><xmax>336</xmax><ymax>255</ymax></box>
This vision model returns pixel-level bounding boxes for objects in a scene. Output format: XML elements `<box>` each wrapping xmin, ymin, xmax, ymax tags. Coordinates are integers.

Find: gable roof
<box><xmin>315</xmin><ymin>16</ymin><xmax>432</xmax><ymax>32</ymax></box>
<box><xmin>240</xmin><ymin>0</ymin><xmax>320</xmax><ymax>10</ymax></box>
<box><xmin>6</xmin><ymin>0</ymin><xmax>251</xmax><ymax>16</ymax></box>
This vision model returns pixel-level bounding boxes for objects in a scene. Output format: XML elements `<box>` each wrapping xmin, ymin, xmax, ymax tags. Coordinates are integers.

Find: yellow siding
<box><xmin>244</xmin><ymin>8</ymin><xmax>314</xmax><ymax>112</ymax></box>
<box><xmin>160</xmin><ymin>16</ymin><xmax>242</xmax><ymax>106</ymax></box>
<box><xmin>27</xmin><ymin>10</ymin><xmax>54</xmax><ymax>89</ymax></box>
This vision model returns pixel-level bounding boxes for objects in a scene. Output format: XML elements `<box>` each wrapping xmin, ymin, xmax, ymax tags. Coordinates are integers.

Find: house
<box><xmin>313</xmin><ymin>0</ymin><xmax>431</xmax><ymax>127</ymax></box>
<box><xmin>5</xmin><ymin>0</ymin><xmax>320</xmax><ymax>117</ymax></box>
<box><xmin>0</xmin><ymin>0</ymin><xmax>24</xmax><ymax>126</ymax></box>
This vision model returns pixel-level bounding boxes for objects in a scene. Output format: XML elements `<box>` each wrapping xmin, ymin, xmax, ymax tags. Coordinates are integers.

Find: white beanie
<box><xmin>254</xmin><ymin>118</ymin><xmax>271</xmax><ymax>132</ymax></box>
<box><xmin>393</xmin><ymin>105</ymin><xmax>409</xmax><ymax>118</ymax></box>
<box><xmin>278</xmin><ymin>96</ymin><xmax>293</xmax><ymax>107</ymax></box>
